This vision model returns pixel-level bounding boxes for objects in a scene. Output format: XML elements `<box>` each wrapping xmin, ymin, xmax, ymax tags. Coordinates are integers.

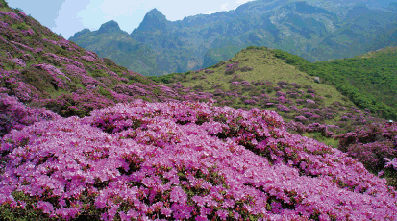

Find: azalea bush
<box><xmin>0</xmin><ymin>100</ymin><xmax>396</xmax><ymax>220</ymax></box>
<box><xmin>336</xmin><ymin>123</ymin><xmax>397</xmax><ymax>179</ymax></box>
<box><xmin>43</xmin><ymin>91</ymin><xmax>115</xmax><ymax>118</ymax></box>
<box><xmin>0</xmin><ymin>93</ymin><xmax>60</xmax><ymax>136</ymax></box>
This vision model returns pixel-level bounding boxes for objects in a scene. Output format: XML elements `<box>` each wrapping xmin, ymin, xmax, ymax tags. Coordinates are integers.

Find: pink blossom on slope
<box><xmin>0</xmin><ymin>100</ymin><xmax>395</xmax><ymax>220</ymax></box>
<box><xmin>385</xmin><ymin>158</ymin><xmax>397</xmax><ymax>170</ymax></box>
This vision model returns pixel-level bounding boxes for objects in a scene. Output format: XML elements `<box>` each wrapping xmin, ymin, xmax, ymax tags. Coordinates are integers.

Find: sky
<box><xmin>7</xmin><ymin>0</ymin><xmax>254</xmax><ymax>39</ymax></box>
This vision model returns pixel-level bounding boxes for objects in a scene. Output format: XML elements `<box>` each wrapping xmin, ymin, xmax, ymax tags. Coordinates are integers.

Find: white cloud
<box><xmin>221</xmin><ymin>2</ymin><xmax>229</xmax><ymax>11</ymax></box>
<box><xmin>235</xmin><ymin>0</ymin><xmax>253</xmax><ymax>4</ymax></box>
<box><xmin>204</xmin><ymin>11</ymin><xmax>216</xmax><ymax>14</ymax></box>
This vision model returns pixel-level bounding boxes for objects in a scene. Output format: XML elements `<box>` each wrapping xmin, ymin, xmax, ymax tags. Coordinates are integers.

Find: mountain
<box><xmin>68</xmin><ymin>20</ymin><xmax>160</xmax><ymax>76</ymax></box>
<box><xmin>1</xmin><ymin>1</ymin><xmax>397</xmax><ymax>220</ymax></box>
<box><xmin>69</xmin><ymin>0</ymin><xmax>397</xmax><ymax>76</ymax></box>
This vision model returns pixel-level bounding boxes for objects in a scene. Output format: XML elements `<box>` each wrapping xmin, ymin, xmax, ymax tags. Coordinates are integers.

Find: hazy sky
<box><xmin>7</xmin><ymin>0</ymin><xmax>254</xmax><ymax>39</ymax></box>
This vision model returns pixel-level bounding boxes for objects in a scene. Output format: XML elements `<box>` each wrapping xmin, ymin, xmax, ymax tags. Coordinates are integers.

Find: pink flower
<box><xmin>161</xmin><ymin>207</ymin><xmax>172</xmax><ymax>217</ymax></box>
<box><xmin>217</xmin><ymin>209</ymin><xmax>229</xmax><ymax>220</ymax></box>
<box><xmin>36</xmin><ymin>201</ymin><xmax>54</xmax><ymax>214</ymax></box>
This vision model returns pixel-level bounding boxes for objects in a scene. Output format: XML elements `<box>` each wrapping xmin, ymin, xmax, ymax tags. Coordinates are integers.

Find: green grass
<box><xmin>303</xmin><ymin>133</ymin><xmax>339</xmax><ymax>148</ymax></box>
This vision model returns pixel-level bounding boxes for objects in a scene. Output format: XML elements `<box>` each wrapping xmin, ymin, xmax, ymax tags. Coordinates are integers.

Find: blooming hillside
<box><xmin>0</xmin><ymin>0</ymin><xmax>209</xmax><ymax>128</ymax></box>
<box><xmin>1</xmin><ymin>100</ymin><xmax>396</xmax><ymax>220</ymax></box>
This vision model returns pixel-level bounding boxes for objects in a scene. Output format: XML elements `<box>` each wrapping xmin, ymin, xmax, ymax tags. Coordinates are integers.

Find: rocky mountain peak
<box><xmin>133</xmin><ymin>8</ymin><xmax>169</xmax><ymax>33</ymax></box>
<box><xmin>97</xmin><ymin>20</ymin><xmax>122</xmax><ymax>34</ymax></box>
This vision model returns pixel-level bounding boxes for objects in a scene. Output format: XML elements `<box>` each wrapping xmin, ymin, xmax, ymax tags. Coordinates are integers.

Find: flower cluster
<box><xmin>224</xmin><ymin>62</ymin><xmax>240</xmax><ymax>75</ymax></box>
<box><xmin>286</xmin><ymin>121</ymin><xmax>339</xmax><ymax>137</ymax></box>
<box><xmin>21</xmin><ymin>28</ymin><xmax>35</xmax><ymax>36</ymax></box>
<box><xmin>0</xmin><ymin>11</ymin><xmax>23</xmax><ymax>23</ymax></box>
<box><xmin>0</xmin><ymin>93</ymin><xmax>60</xmax><ymax>136</ymax></box>
<box><xmin>32</xmin><ymin>64</ymin><xmax>71</xmax><ymax>88</ymax></box>
<box><xmin>80</xmin><ymin>56</ymin><xmax>96</xmax><ymax>62</ymax></box>
<box><xmin>385</xmin><ymin>158</ymin><xmax>397</xmax><ymax>170</ymax></box>
<box><xmin>11</xmin><ymin>58</ymin><xmax>26</xmax><ymax>67</ymax></box>
<box><xmin>336</xmin><ymin>123</ymin><xmax>397</xmax><ymax>176</ymax></box>
<box><xmin>0</xmin><ymin>101</ymin><xmax>396</xmax><ymax>220</ymax></box>
<box><xmin>10</xmin><ymin>41</ymin><xmax>35</xmax><ymax>52</ymax></box>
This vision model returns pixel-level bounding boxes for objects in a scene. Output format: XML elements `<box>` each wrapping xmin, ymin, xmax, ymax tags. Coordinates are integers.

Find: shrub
<box><xmin>240</xmin><ymin>66</ymin><xmax>254</xmax><ymax>72</ymax></box>
<box><xmin>336</xmin><ymin>123</ymin><xmax>397</xmax><ymax>182</ymax></box>
<box><xmin>0</xmin><ymin>93</ymin><xmax>60</xmax><ymax>136</ymax></box>
<box><xmin>294</xmin><ymin>115</ymin><xmax>308</xmax><ymax>122</ymax></box>
<box><xmin>193</xmin><ymin>85</ymin><xmax>204</xmax><ymax>91</ymax></box>
<box><xmin>224</xmin><ymin>68</ymin><xmax>235</xmax><ymax>75</ymax></box>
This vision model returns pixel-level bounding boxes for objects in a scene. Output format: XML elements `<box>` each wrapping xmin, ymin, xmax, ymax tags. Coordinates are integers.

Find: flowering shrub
<box><xmin>306</xmin><ymin>99</ymin><xmax>315</xmax><ymax>104</ymax></box>
<box><xmin>224</xmin><ymin>62</ymin><xmax>239</xmax><ymax>75</ymax></box>
<box><xmin>11</xmin><ymin>41</ymin><xmax>34</xmax><ymax>52</ymax></box>
<box><xmin>276</xmin><ymin>91</ymin><xmax>286</xmax><ymax>97</ymax></box>
<box><xmin>43</xmin><ymin>92</ymin><xmax>115</xmax><ymax>117</ymax></box>
<box><xmin>273</xmin><ymin>86</ymin><xmax>281</xmax><ymax>91</ymax></box>
<box><xmin>0</xmin><ymin>11</ymin><xmax>23</xmax><ymax>23</ymax></box>
<box><xmin>21</xmin><ymin>28</ymin><xmax>35</xmax><ymax>36</ymax></box>
<box><xmin>239</xmin><ymin>66</ymin><xmax>254</xmax><ymax>72</ymax></box>
<box><xmin>33</xmin><ymin>64</ymin><xmax>70</xmax><ymax>86</ymax></box>
<box><xmin>11</xmin><ymin>58</ymin><xmax>26</xmax><ymax>67</ymax></box>
<box><xmin>0</xmin><ymin>101</ymin><xmax>396</xmax><ymax>220</ymax></box>
<box><xmin>336</xmin><ymin>123</ymin><xmax>397</xmax><ymax>175</ymax></box>
<box><xmin>243</xmin><ymin>99</ymin><xmax>256</xmax><ymax>105</ymax></box>
<box><xmin>0</xmin><ymin>93</ymin><xmax>60</xmax><ymax>136</ymax></box>
<box><xmin>276</xmin><ymin>104</ymin><xmax>290</xmax><ymax>112</ymax></box>
<box><xmin>81</xmin><ymin>56</ymin><xmax>96</xmax><ymax>62</ymax></box>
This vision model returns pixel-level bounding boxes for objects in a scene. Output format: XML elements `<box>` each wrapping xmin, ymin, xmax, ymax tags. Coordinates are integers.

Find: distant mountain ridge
<box><xmin>69</xmin><ymin>0</ymin><xmax>397</xmax><ymax>76</ymax></box>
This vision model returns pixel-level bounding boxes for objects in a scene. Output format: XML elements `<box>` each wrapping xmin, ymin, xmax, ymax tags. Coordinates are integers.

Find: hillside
<box><xmin>0</xmin><ymin>0</ymin><xmax>213</xmax><ymax>135</ymax></box>
<box><xmin>149</xmin><ymin>46</ymin><xmax>384</xmax><ymax>138</ymax></box>
<box><xmin>69</xmin><ymin>0</ymin><xmax>397</xmax><ymax>76</ymax></box>
<box><xmin>269</xmin><ymin>46</ymin><xmax>397</xmax><ymax>120</ymax></box>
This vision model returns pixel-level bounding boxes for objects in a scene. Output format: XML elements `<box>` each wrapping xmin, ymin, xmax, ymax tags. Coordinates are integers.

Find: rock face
<box><xmin>69</xmin><ymin>0</ymin><xmax>397</xmax><ymax>76</ymax></box>
<box><xmin>96</xmin><ymin>20</ymin><xmax>123</xmax><ymax>35</ymax></box>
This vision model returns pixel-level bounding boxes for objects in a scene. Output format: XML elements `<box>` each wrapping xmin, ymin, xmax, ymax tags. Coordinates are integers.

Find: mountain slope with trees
<box><xmin>270</xmin><ymin>46</ymin><xmax>397</xmax><ymax>120</ymax></box>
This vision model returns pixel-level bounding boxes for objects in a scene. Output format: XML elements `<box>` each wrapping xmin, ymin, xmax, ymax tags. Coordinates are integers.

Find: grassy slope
<box><xmin>150</xmin><ymin>46</ymin><xmax>384</xmax><ymax>141</ymax></box>
<box><xmin>185</xmin><ymin>47</ymin><xmax>350</xmax><ymax>107</ymax></box>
